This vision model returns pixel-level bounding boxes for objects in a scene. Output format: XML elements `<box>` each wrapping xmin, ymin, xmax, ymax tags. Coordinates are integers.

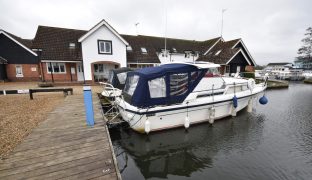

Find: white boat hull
<box><xmin>117</xmin><ymin>84</ymin><xmax>266</xmax><ymax>134</ymax></box>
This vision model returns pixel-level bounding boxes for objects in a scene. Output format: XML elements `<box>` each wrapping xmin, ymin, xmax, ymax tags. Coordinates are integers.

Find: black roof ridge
<box><xmin>37</xmin><ymin>25</ymin><xmax>87</xmax><ymax>32</ymax></box>
<box><xmin>121</xmin><ymin>33</ymin><xmax>220</xmax><ymax>43</ymax></box>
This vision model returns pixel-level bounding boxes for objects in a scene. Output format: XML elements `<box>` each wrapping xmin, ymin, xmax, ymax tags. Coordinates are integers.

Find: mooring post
<box><xmin>83</xmin><ymin>86</ymin><xmax>95</xmax><ymax>126</ymax></box>
<box><xmin>29</xmin><ymin>89</ymin><xmax>33</xmax><ymax>100</ymax></box>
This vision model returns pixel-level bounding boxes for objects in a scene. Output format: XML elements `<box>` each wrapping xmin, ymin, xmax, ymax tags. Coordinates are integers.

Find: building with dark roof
<box><xmin>0</xmin><ymin>19</ymin><xmax>257</xmax><ymax>82</ymax></box>
<box><xmin>0</xmin><ymin>30</ymin><xmax>39</xmax><ymax>81</ymax></box>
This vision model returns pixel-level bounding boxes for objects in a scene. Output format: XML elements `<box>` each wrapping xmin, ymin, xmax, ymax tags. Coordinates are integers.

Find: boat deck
<box><xmin>0</xmin><ymin>94</ymin><xmax>120</xmax><ymax>180</ymax></box>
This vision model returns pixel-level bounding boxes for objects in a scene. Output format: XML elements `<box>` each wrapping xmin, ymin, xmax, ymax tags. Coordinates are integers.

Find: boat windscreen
<box><xmin>108</xmin><ymin>71</ymin><xmax>114</xmax><ymax>84</ymax></box>
<box><xmin>124</xmin><ymin>75</ymin><xmax>139</xmax><ymax>96</ymax></box>
<box><xmin>205</xmin><ymin>67</ymin><xmax>220</xmax><ymax>77</ymax></box>
<box><xmin>117</xmin><ymin>72</ymin><xmax>127</xmax><ymax>84</ymax></box>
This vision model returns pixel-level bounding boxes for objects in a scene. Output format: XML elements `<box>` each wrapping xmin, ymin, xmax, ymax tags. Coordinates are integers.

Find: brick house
<box><xmin>31</xmin><ymin>26</ymin><xmax>86</xmax><ymax>82</ymax></box>
<box><xmin>0</xmin><ymin>30</ymin><xmax>39</xmax><ymax>81</ymax></box>
<box><xmin>197</xmin><ymin>38</ymin><xmax>256</xmax><ymax>75</ymax></box>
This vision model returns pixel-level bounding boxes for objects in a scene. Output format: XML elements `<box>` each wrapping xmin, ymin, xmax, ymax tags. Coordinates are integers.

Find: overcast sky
<box><xmin>0</xmin><ymin>0</ymin><xmax>311</xmax><ymax>65</ymax></box>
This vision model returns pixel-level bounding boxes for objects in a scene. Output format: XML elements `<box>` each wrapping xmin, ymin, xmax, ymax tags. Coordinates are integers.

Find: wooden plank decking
<box><xmin>0</xmin><ymin>94</ymin><xmax>120</xmax><ymax>180</ymax></box>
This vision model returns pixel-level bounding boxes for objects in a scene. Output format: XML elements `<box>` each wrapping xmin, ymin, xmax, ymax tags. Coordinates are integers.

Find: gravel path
<box><xmin>0</xmin><ymin>94</ymin><xmax>65</xmax><ymax>159</ymax></box>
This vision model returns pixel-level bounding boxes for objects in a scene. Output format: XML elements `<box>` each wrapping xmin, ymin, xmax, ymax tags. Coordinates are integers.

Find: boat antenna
<box><xmin>221</xmin><ymin>9</ymin><xmax>227</xmax><ymax>37</ymax></box>
<box><xmin>163</xmin><ymin>0</ymin><xmax>168</xmax><ymax>61</ymax></box>
<box><xmin>135</xmin><ymin>22</ymin><xmax>140</xmax><ymax>35</ymax></box>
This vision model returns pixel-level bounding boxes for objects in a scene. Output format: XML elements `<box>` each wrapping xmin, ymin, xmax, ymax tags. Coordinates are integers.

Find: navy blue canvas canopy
<box><xmin>123</xmin><ymin>63</ymin><xmax>207</xmax><ymax>108</ymax></box>
<box><xmin>108</xmin><ymin>67</ymin><xmax>133</xmax><ymax>90</ymax></box>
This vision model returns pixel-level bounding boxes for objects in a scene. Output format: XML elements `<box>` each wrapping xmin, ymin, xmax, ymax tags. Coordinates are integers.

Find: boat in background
<box><xmin>113</xmin><ymin>62</ymin><xmax>268</xmax><ymax>134</ymax></box>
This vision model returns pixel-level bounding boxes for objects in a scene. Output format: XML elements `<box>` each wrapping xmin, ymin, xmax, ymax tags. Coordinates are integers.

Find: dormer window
<box><xmin>141</xmin><ymin>47</ymin><xmax>147</xmax><ymax>54</ymax></box>
<box><xmin>215</xmin><ymin>50</ymin><xmax>222</xmax><ymax>56</ymax></box>
<box><xmin>69</xmin><ymin>43</ymin><xmax>76</xmax><ymax>49</ymax></box>
<box><xmin>126</xmin><ymin>46</ymin><xmax>133</xmax><ymax>51</ymax></box>
<box><xmin>98</xmin><ymin>40</ymin><xmax>112</xmax><ymax>54</ymax></box>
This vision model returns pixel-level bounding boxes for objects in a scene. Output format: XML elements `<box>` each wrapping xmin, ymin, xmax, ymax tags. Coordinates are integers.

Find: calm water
<box><xmin>109</xmin><ymin>82</ymin><xmax>312</xmax><ymax>180</ymax></box>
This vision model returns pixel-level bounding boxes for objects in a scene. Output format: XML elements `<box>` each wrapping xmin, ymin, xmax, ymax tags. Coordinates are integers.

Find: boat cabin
<box><xmin>122</xmin><ymin>63</ymin><xmax>219</xmax><ymax>108</ymax></box>
<box><xmin>107</xmin><ymin>67</ymin><xmax>133</xmax><ymax>89</ymax></box>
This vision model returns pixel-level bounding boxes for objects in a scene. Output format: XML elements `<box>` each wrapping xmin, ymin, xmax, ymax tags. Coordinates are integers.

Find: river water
<box><xmin>109</xmin><ymin>82</ymin><xmax>312</xmax><ymax>180</ymax></box>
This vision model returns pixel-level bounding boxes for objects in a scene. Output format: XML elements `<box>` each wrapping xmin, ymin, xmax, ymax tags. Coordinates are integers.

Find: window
<box><xmin>137</xmin><ymin>64</ymin><xmax>153</xmax><ymax>68</ymax></box>
<box><xmin>98</xmin><ymin>40</ymin><xmax>112</xmax><ymax>54</ymax></box>
<box><xmin>69</xmin><ymin>43</ymin><xmax>76</xmax><ymax>49</ymax></box>
<box><xmin>126</xmin><ymin>46</ymin><xmax>133</xmax><ymax>51</ymax></box>
<box><xmin>225</xmin><ymin>65</ymin><xmax>230</xmax><ymax>73</ymax></box>
<box><xmin>148</xmin><ymin>76</ymin><xmax>166</xmax><ymax>98</ymax></box>
<box><xmin>141</xmin><ymin>47</ymin><xmax>147</xmax><ymax>54</ymax></box>
<box><xmin>170</xmin><ymin>73</ymin><xmax>188</xmax><ymax>96</ymax></box>
<box><xmin>15</xmin><ymin>65</ymin><xmax>23</xmax><ymax>77</ymax></box>
<box><xmin>124</xmin><ymin>75</ymin><xmax>139</xmax><ymax>96</ymax></box>
<box><xmin>47</xmin><ymin>63</ymin><xmax>66</xmax><ymax>73</ymax></box>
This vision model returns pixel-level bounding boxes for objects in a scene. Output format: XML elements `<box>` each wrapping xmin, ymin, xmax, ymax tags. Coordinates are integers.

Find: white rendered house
<box><xmin>78</xmin><ymin>20</ymin><xmax>129</xmax><ymax>82</ymax></box>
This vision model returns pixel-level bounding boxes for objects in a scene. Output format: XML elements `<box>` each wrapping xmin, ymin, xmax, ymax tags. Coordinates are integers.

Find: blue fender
<box><xmin>259</xmin><ymin>95</ymin><xmax>268</xmax><ymax>105</ymax></box>
<box><xmin>233</xmin><ymin>95</ymin><xmax>238</xmax><ymax>108</ymax></box>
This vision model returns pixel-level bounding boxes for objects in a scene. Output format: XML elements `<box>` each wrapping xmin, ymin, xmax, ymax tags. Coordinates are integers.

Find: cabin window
<box><xmin>124</xmin><ymin>75</ymin><xmax>139</xmax><ymax>96</ymax></box>
<box><xmin>117</xmin><ymin>72</ymin><xmax>127</xmax><ymax>84</ymax></box>
<box><xmin>242</xmin><ymin>85</ymin><xmax>248</xmax><ymax>91</ymax></box>
<box><xmin>108</xmin><ymin>71</ymin><xmax>114</xmax><ymax>84</ymax></box>
<box><xmin>47</xmin><ymin>63</ymin><xmax>66</xmax><ymax>73</ymax></box>
<box><xmin>226</xmin><ymin>85</ymin><xmax>243</xmax><ymax>94</ymax></box>
<box><xmin>15</xmin><ymin>65</ymin><xmax>23</xmax><ymax>77</ymax></box>
<box><xmin>190</xmin><ymin>71</ymin><xmax>200</xmax><ymax>84</ymax></box>
<box><xmin>98</xmin><ymin>40</ymin><xmax>112</xmax><ymax>54</ymax></box>
<box><xmin>148</xmin><ymin>76</ymin><xmax>166</xmax><ymax>98</ymax></box>
<box><xmin>170</xmin><ymin>73</ymin><xmax>188</xmax><ymax>96</ymax></box>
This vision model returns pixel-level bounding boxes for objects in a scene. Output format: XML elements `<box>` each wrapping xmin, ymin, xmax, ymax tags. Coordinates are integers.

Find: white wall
<box><xmin>158</xmin><ymin>53</ymin><xmax>199</xmax><ymax>64</ymax></box>
<box><xmin>81</xmin><ymin>25</ymin><xmax>127</xmax><ymax>81</ymax></box>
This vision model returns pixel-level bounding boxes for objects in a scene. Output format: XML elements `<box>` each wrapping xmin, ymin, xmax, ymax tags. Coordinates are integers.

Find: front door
<box><xmin>236</xmin><ymin>65</ymin><xmax>241</xmax><ymax>73</ymax></box>
<box><xmin>77</xmin><ymin>63</ymin><xmax>84</xmax><ymax>81</ymax></box>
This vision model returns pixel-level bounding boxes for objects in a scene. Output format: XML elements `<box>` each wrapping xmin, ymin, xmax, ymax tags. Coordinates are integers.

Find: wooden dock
<box><xmin>0</xmin><ymin>94</ymin><xmax>120</xmax><ymax>180</ymax></box>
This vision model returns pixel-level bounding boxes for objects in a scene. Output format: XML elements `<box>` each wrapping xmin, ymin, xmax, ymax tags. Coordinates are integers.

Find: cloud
<box><xmin>0</xmin><ymin>0</ymin><xmax>311</xmax><ymax>65</ymax></box>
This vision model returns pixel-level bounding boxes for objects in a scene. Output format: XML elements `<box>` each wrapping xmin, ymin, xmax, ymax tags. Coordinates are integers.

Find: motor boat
<box><xmin>100</xmin><ymin>67</ymin><xmax>133</xmax><ymax>98</ymax></box>
<box><xmin>113</xmin><ymin>62</ymin><xmax>268</xmax><ymax>134</ymax></box>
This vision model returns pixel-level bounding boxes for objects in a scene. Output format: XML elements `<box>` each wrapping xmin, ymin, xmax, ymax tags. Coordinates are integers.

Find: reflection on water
<box><xmin>110</xmin><ymin>82</ymin><xmax>312</xmax><ymax>180</ymax></box>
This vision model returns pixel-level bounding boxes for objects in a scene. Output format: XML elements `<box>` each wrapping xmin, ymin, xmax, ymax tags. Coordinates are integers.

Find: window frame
<box><xmin>98</xmin><ymin>40</ymin><xmax>113</xmax><ymax>55</ymax></box>
<box><xmin>15</xmin><ymin>65</ymin><xmax>23</xmax><ymax>77</ymax></box>
<box><xmin>46</xmin><ymin>62</ymin><xmax>66</xmax><ymax>74</ymax></box>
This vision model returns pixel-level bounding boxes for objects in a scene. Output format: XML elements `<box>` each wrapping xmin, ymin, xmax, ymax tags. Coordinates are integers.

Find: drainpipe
<box><xmin>34</xmin><ymin>49</ymin><xmax>44</xmax><ymax>82</ymax></box>
<box><xmin>49</xmin><ymin>62</ymin><xmax>54</xmax><ymax>83</ymax></box>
